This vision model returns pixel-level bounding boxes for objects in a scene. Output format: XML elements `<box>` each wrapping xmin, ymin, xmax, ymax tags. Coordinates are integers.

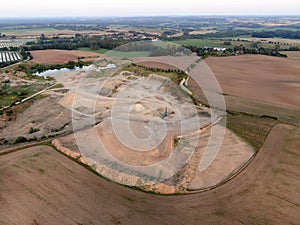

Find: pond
<box><xmin>35</xmin><ymin>64</ymin><xmax>117</xmax><ymax>78</ymax></box>
<box><xmin>34</xmin><ymin>65</ymin><xmax>95</xmax><ymax>78</ymax></box>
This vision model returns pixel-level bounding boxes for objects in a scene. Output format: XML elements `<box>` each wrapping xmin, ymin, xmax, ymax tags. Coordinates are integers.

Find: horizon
<box><xmin>0</xmin><ymin>15</ymin><xmax>300</xmax><ymax>20</ymax></box>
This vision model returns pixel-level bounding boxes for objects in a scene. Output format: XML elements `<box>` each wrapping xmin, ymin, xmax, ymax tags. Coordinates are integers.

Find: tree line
<box><xmin>252</xmin><ymin>30</ymin><xmax>300</xmax><ymax>39</ymax></box>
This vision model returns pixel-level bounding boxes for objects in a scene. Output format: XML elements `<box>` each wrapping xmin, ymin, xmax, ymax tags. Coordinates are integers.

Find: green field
<box><xmin>174</xmin><ymin>39</ymin><xmax>231</xmax><ymax>48</ymax></box>
<box><xmin>0</xmin><ymin>28</ymin><xmax>57</xmax><ymax>35</ymax></box>
<box><xmin>122</xmin><ymin>64</ymin><xmax>186</xmax><ymax>84</ymax></box>
<box><xmin>233</xmin><ymin>27</ymin><xmax>300</xmax><ymax>32</ymax></box>
<box><xmin>106</xmin><ymin>51</ymin><xmax>150</xmax><ymax>58</ymax></box>
<box><xmin>174</xmin><ymin>37</ymin><xmax>300</xmax><ymax>50</ymax></box>
<box><xmin>226</xmin><ymin>113</ymin><xmax>279</xmax><ymax>151</ymax></box>
<box><xmin>78</xmin><ymin>47</ymin><xmax>150</xmax><ymax>58</ymax></box>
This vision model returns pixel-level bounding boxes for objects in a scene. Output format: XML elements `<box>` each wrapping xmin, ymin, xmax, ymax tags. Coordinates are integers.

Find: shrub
<box><xmin>14</xmin><ymin>136</ymin><xmax>28</xmax><ymax>144</ymax></box>
<box><xmin>29</xmin><ymin>127</ymin><xmax>40</xmax><ymax>134</ymax></box>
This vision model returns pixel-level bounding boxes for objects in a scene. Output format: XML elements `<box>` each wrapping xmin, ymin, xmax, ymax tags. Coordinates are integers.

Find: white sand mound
<box><xmin>132</xmin><ymin>103</ymin><xmax>145</xmax><ymax>112</ymax></box>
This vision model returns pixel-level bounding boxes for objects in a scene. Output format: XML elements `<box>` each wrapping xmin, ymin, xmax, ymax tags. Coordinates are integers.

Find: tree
<box><xmin>40</xmin><ymin>34</ymin><xmax>46</xmax><ymax>40</ymax></box>
<box><xmin>274</xmin><ymin>44</ymin><xmax>280</xmax><ymax>52</ymax></box>
<box><xmin>223</xmin><ymin>41</ymin><xmax>231</xmax><ymax>45</ymax></box>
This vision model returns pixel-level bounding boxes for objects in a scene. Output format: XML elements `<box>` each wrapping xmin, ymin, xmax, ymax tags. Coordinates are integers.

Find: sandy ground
<box><xmin>204</xmin><ymin>55</ymin><xmax>300</xmax><ymax>110</ymax></box>
<box><xmin>30</xmin><ymin>50</ymin><xmax>102</xmax><ymax>64</ymax></box>
<box><xmin>56</xmin><ymin>122</ymin><xmax>254</xmax><ymax>192</ymax></box>
<box><xmin>178</xmin><ymin>125</ymin><xmax>254</xmax><ymax>190</ymax></box>
<box><xmin>51</xmin><ymin>72</ymin><xmax>254</xmax><ymax>192</ymax></box>
<box><xmin>0</xmin><ymin>124</ymin><xmax>299</xmax><ymax>225</ymax></box>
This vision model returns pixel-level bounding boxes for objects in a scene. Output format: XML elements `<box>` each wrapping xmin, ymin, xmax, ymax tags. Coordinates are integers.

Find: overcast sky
<box><xmin>1</xmin><ymin>0</ymin><xmax>299</xmax><ymax>17</ymax></box>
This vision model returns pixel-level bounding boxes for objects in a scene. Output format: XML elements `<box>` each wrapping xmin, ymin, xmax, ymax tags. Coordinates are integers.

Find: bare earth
<box><xmin>0</xmin><ymin>96</ymin><xmax>72</xmax><ymax>144</ymax></box>
<box><xmin>0</xmin><ymin>124</ymin><xmax>299</xmax><ymax>225</ymax></box>
<box><xmin>30</xmin><ymin>50</ymin><xmax>102</xmax><ymax>64</ymax></box>
<box><xmin>135</xmin><ymin>61</ymin><xmax>179</xmax><ymax>70</ymax></box>
<box><xmin>280</xmin><ymin>51</ymin><xmax>300</xmax><ymax>60</ymax></box>
<box><xmin>205</xmin><ymin>55</ymin><xmax>300</xmax><ymax>110</ymax></box>
<box><xmin>133</xmin><ymin>56</ymin><xmax>199</xmax><ymax>71</ymax></box>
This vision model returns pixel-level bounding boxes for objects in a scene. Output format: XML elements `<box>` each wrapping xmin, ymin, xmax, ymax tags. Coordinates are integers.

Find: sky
<box><xmin>1</xmin><ymin>0</ymin><xmax>300</xmax><ymax>17</ymax></box>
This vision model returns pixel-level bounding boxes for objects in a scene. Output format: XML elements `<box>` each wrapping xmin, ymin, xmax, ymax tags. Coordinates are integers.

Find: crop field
<box><xmin>0</xmin><ymin>28</ymin><xmax>80</xmax><ymax>38</ymax></box>
<box><xmin>30</xmin><ymin>49</ymin><xmax>102</xmax><ymax>64</ymax></box>
<box><xmin>78</xmin><ymin>47</ymin><xmax>109</xmax><ymax>54</ymax></box>
<box><xmin>79</xmin><ymin>47</ymin><xmax>152</xmax><ymax>57</ymax></box>
<box><xmin>231</xmin><ymin>37</ymin><xmax>300</xmax><ymax>48</ymax></box>
<box><xmin>1</xmin><ymin>124</ymin><xmax>299</xmax><ymax>225</ymax></box>
<box><xmin>175</xmin><ymin>37</ymin><xmax>300</xmax><ymax>51</ymax></box>
<box><xmin>174</xmin><ymin>39</ymin><xmax>230</xmax><ymax>48</ymax></box>
<box><xmin>280</xmin><ymin>51</ymin><xmax>300</xmax><ymax>60</ymax></box>
<box><xmin>204</xmin><ymin>55</ymin><xmax>300</xmax><ymax>110</ymax></box>
<box><xmin>188</xmin><ymin>29</ymin><xmax>217</xmax><ymax>35</ymax></box>
<box><xmin>107</xmin><ymin>50</ymin><xmax>151</xmax><ymax>58</ymax></box>
<box><xmin>0</xmin><ymin>39</ymin><xmax>35</xmax><ymax>48</ymax></box>
<box><xmin>0</xmin><ymin>51</ymin><xmax>22</xmax><ymax>63</ymax></box>
<box><xmin>0</xmin><ymin>28</ymin><xmax>57</xmax><ymax>35</ymax></box>
<box><xmin>187</xmin><ymin>55</ymin><xmax>300</xmax><ymax>127</ymax></box>
<box><xmin>0</xmin><ymin>27</ymin><xmax>129</xmax><ymax>38</ymax></box>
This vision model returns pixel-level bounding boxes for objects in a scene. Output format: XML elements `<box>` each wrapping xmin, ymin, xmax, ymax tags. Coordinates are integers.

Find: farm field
<box><xmin>232</xmin><ymin>37</ymin><xmax>300</xmax><ymax>48</ymax></box>
<box><xmin>0</xmin><ymin>27</ymin><xmax>131</xmax><ymax>38</ymax></box>
<box><xmin>1</xmin><ymin>124</ymin><xmax>299</xmax><ymax>225</ymax></box>
<box><xmin>174</xmin><ymin>37</ymin><xmax>300</xmax><ymax>50</ymax></box>
<box><xmin>280</xmin><ymin>51</ymin><xmax>300</xmax><ymax>60</ymax></box>
<box><xmin>0</xmin><ymin>28</ymin><xmax>58</xmax><ymax>36</ymax></box>
<box><xmin>174</xmin><ymin>38</ymin><xmax>230</xmax><ymax>48</ymax></box>
<box><xmin>189</xmin><ymin>29</ymin><xmax>217</xmax><ymax>35</ymax></box>
<box><xmin>0</xmin><ymin>39</ymin><xmax>35</xmax><ymax>48</ymax></box>
<box><xmin>106</xmin><ymin>50</ymin><xmax>151</xmax><ymax>58</ymax></box>
<box><xmin>78</xmin><ymin>47</ymin><xmax>109</xmax><ymax>54</ymax></box>
<box><xmin>204</xmin><ymin>55</ymin><xmax>300</xmax><ymax>110</ymax></box>
<box><xmin>133</xmin><ymin>55</ymin><xmax>199</xmax><ymax>71</ymax></box>
<box><xmin>232</xmin><ymin>26</ymin><xmax>300</xmax><ymax>31</ymax></box>
<box><xmin>30</xmin><ymin>49</ymin><xmax>102</xmax><ymax>64</ymax></box>
<box><xmin>111</xmin><ymin>26</ymin><xmax>165</xmax><ymax>35</ymax></box>
<box><xmin>0</xmin><ymin>51</ymin><xmax>22</xmax><ymax>63</ymax></box>
<box><xmin>80</xmin><ymin>47</ymin><xmax>152</xmax><ymax>58</ymax></box>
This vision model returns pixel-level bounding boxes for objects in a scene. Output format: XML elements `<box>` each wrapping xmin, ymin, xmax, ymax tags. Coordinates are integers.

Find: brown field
<box><xmin>280</xmin><ymin>51</ymin><xmax>300</xmax><ymax>60</ymax></box>
<box><xmin>189</xmin><ymin>30</ymin><xmax>217</xmax><ymax>35</ymax></box>
<box><xmin>30</xmin><ymin>50</ymin><xmax>102</xmax><ymax>64</ymax></box>
<box><xmin>0</xmin><ymin>29</ymin><xmax>114</xmax><ymax>38</ymax></box>
<box><xmin>1</xmin><ymin>124</ymin><xmax>299</xmax><ymax>225</ymax></box>
<box><xmin>204</xmin><ymin>55</ymin><xmax>300</xmax><ymax>110</ymax></box>
<box><xmin>135</xmin><ymin>61</ymin><xmax>179</xmax><ymax>70</ymax></box>
<box><xmin>134</xmin><ymin>56</ymin><xmax>198</xmax><ymax>71</ymax></box>
<box><xmin>239</xmin><ymin>37</ymin><xmax>300</xmax><ymax>45</ymax></box>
